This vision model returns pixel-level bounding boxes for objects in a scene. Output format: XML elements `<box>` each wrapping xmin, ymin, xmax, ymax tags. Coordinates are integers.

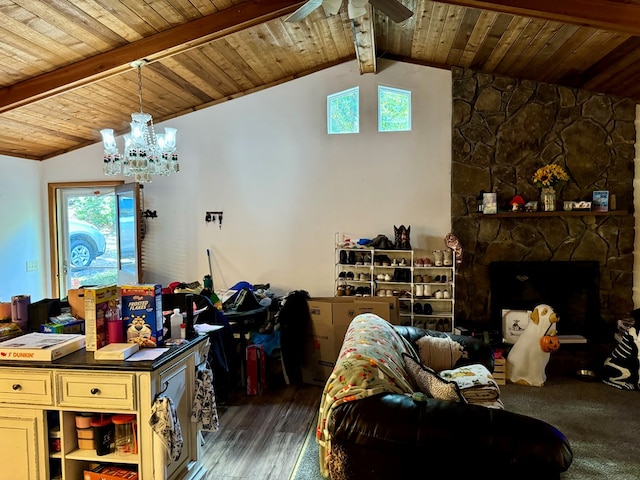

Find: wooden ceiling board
<box><xmin>2</xmin><ymin>0</ymin><xmax>640</xmax><ymax>161</ymax></box>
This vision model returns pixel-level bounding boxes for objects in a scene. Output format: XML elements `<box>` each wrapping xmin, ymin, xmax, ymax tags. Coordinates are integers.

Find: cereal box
<box><xmin>120</xmin><ymin>284</ymin><xmax>164</xmax><ymax>347</ymax></box>
<box><xmin>84</xmin><ymin>285</ymin><xmax>119</xmax><ymax>352</ymax></box>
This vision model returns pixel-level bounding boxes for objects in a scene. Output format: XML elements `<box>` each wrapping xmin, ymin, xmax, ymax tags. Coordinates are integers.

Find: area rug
<box><xmin>290</xmin><ymin>377</ymin><xmax>640</xmax><ymax>480</ymax></box>
<box><xmin>289</xmin><ymin>413</ymin><xmax>320</xmax><ymax>480</ymax></box>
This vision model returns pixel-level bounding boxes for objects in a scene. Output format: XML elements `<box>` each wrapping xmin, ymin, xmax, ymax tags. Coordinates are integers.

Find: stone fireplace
<box><xmin>450</xmin><ymin>67</ymin><xmax>636</xmax><ymax>336</ymax></box>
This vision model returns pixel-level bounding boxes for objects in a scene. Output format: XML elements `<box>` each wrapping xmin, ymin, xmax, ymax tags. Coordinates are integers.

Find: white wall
<box><xmin>2</xmin><ymin>59</ymin><xmax>453</xmax><ymax>300</ymax></box>
<box><xmin>0</xmin><ymin>156</ymin><xmax>45</xmax><ymax>302</ymax></box>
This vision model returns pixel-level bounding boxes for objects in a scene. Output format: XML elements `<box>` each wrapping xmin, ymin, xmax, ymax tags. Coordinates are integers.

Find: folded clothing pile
<box><xmin>439</xmin><ymin>363</ymin><xmax>503</xmax><ymax>409</ymax></box>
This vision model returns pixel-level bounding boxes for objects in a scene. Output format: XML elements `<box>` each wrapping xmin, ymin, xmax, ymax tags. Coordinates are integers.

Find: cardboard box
<box><xmin>120</xmin><ymin>284</ymin><xmax>164</xmax><ymax>347</ymax></box>
<box><xmin>84</xmin><ymin>285</ymin><xmax>119</xmax><ymax>352</ymax></box>
<box><xmin>41</xmin><ymin>319</ymin><xmax>84</xmax><ymax>334</ymax></box>
<box><xmin>246</xmin><ymin>344</ymin><xmax>267</xmax><ymax>395</ymax></box>
<box><xmin>94</xmin><ymin>342</ymin><xmax>140</xmax><ymax>360</ymax></box>
<box><xmin>301</xmin><ymin>297</ymin><xmax>394</xmax><ymax>385</ymax></box>
<box><xmin>84</xmin><ymin>464</ymin><xmax>138</xmax><ymax>480</ymax></box>
<box><xmin>0</xmin><ymin>333</ymin><xmax>85</xmax><ymax>361</ymax></box>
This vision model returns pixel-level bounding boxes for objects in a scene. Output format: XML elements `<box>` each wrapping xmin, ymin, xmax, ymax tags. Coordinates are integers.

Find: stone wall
<box><xmin>451</xmin><ymin>66</ymin><xmax>636</xmax><ymax>333</ymax></box>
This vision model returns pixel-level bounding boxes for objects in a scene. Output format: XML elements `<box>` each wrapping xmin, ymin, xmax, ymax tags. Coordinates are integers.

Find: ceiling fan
<box><xmin>285</xmin><ymin>0</ymin><xmax>413</xmax><ymax>23</ymax></box>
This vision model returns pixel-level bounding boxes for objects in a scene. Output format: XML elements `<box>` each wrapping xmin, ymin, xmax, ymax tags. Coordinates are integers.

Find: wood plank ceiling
<box><xmin>1</xmin><ymin>0</ymin><xmax>639</xmax><ymax>161</ymax></box>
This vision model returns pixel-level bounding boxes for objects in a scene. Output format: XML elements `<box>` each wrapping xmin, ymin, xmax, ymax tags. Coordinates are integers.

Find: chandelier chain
<box><xmin>137</xmin><ymin>66</ymin><xmax>144</xmax><ymax>114</ymax></box>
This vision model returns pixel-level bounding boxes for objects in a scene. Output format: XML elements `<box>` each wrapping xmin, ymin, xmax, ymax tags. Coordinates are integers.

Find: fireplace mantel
<box><xmin>475</xmin><ymin>210</ymin><xmax>628</xmax><ymax>219</ymax></box>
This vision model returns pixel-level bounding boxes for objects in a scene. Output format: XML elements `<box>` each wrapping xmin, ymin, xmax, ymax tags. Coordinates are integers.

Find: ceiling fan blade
<box><xmin>348</xmin><ymin>3</ymin><xmax>368</xmax><ymax>19</ymax></box>
<box><xmin>323</xmin><ymin>0</ymin><xmax>343</xmax><ymax>15</ymax></box>
<box><xmin>285</xmin><ymin>0</ymin><xmax>323</xmax><ymax>22</ymax></box>
<box><xmin>369</xmin><ymin>0</ymin><xmax>413</xmax><ymax>23</ymax></box>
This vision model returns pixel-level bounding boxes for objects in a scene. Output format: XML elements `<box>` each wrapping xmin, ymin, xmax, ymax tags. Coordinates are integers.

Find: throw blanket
<box><xmin>316</xmin><ymin>314</ymin><xmax>416</xmax><ymax>478</ymax></box>
<box><xmin>439</xmin><ymin>363</ymin><xmax>504</xmax><ymax>409</ymax></box>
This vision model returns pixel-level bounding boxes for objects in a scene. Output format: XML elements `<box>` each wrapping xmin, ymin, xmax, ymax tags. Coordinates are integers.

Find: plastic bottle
<box><xmin>170</xmin><ymin>308</ymin><xmax>182</xmax><ymax>339</ymax></box>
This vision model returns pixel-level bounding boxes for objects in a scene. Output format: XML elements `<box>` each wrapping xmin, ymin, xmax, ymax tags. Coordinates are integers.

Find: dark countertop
<box><xmin>0</xmin><ymin>334</ymin><xmax>208</xmax><ymax>372</ymax></box>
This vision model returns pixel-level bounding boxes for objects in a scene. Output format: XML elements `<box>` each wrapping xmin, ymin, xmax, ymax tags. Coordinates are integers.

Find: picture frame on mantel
<box><xmin>483</xmin><ymin>192</ymin><xmax>497</xmax><ymax>214</ymax></box>
<box><xmin>592</xmin><ymin>190</ymin><xmax>609</xmax><ymax>212</ymax></box>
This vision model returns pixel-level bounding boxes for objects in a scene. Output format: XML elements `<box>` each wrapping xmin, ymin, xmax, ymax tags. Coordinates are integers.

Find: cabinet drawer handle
<box><xmin>90</xmin><ymin>388</ymin><xmax>100</xmax><ymax>395</ymax></box>
<box><xmin>12</xmin><ymin>384</ymin><xmax>21</xmax><ymax>391</ymax></box>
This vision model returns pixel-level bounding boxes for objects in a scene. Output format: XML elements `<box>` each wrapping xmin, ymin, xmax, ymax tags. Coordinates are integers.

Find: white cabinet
<box><xmin>0</xmin><ymin>407</ymin><xmax>46</xmax><ymax>480</ymax></box>
<box><xmin>0</xmin><ymin>336</ymin><xmax>210</xmax><ymax>480</ymax></box>
<box><xmin>335</xmin><ymin>238</ymin><xmax>455</xmax><ymax>332</ymax></box>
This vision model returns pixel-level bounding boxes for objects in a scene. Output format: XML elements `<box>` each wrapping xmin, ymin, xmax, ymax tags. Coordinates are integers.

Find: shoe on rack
<box><xmin>340</xmin><ymin>250</ymin><xmax>348</xmax><ymax>264</ymax></box>
<box><xmin>440</xmin><ymin>275</ymin><xmax>447</xmax><ymax>283</ymax></box>
<box><xmin>414</xmin><ymin>303</ymin><xmax>423</xmax><ymax>314</ymax></box>
<box><xmin>336</xmin><ymin>286</ymin><xmax>345</xmax><ymax>296</ymax></box>
<box><xmin>414</xmin><ymin>274</ymin><xmax>423</xmax><ymax>283</ymax></box>
<box><xmin>399</xmin><ymin>258</ymin><xmax>407</xmax><ymax>266</ymax></box>
<box><xmin>415</xmin><ymin>258</ymin><xmax>424</xmax><ymax>267</ymax></box>
<box><xmin>424</xmin><ymin>285</ymin><xmax>432</xmax><ymax>297</ymax></box>
<box><xmin>348</xmin><ymin>251</ymin><xmax>356</xmax><ymax>265</ymax></box>
<box><xmin>384</xmin><ymin>273</ymin><xmax>392</xmax><ymax>281</ymax></box>
<box><xmin>423</xmin><ymin>274</ymin><xmax>433</xmax><ymax>283</ymax></box>
<box><xmin>346</xmin><ymin>271</ymin><xmax>354</xmax><ymax>279</ymax></box>
<box><xmin>377</xmin><ymin>273</ymin><xmax>386</xmax><ymax>281</ymax></box>
<box><xmin>377</xmin><ymin>289</ymin><xmax>385</xmax><ymax>297</ymax></box>
<box><xmin>435</xmin><ymin>290</ymin><xmax>443</xmax><ymax>299</ymax></box>
<box><xmin>426</xmin><ymin>319</ymin><xmax>437</xmax><ymax>330</ymax></box>
<box><xmin>443</xmin><ymin>290</ymin><xmax>450</xmax><ymax>299</ymax></box>
<box><xmin>423</xmin><ymin>303</ymin><xmax>433</xmax><ymax>315</ymax></box>
<box><xmin>386</xmin><ymin>289</ymin><xmax>393</xmax><ymax>297</ymax></box>
<box><xmin>415</xmin><ymin>284</ymin><xmax>424</xmax><ymax>297</ymax></box>
<box><xmin>338</xmin><ymin>271</ymin><xmax>346</xmax><ymax>278</ymax></box>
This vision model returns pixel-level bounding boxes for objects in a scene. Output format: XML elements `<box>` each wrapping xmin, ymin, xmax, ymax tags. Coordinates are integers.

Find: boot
<box><xmin>443</xmin><ymin>249</ymin><xmax>453</xmax><ymax>266</ymax></box>
<box><xmin>433</xmin><ymin>249</ymin><xmax>443</xmax><ymax>267</ymax></box>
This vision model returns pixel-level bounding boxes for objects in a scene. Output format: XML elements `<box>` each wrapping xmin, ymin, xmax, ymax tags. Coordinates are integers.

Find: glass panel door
<box><xmin>116</xmin><ymin>183</ymin><xmax>142</xmax><ymax>285</ymax></box>
<box><xmin>56</xmin><ymin>187</ymin><xmax>117</xmax><ymax>298</ymax></box>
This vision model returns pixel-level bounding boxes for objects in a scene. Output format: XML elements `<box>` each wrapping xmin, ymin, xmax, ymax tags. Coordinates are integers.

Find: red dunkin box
<box><xmin>120</xmin><ymin>284</ymin><xmax>164</xmax><ymax>347</ymax></box>
<box><xmin>246</xmin><ymin>344</ymin><xmax>266</xmax><ymax>396</ymax></box>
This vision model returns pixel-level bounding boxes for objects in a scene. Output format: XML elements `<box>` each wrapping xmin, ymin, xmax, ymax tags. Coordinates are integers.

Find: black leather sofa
<box><xmin>324</xmin><ymin>326</ymin><xmax>573</xmax><ymax>480</ymax></box>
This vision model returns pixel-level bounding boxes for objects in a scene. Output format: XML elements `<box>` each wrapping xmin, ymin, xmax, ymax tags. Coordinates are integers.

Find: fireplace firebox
<box><xmin>489</xmin><ymin>261</ymin><xmax>605</xmax><ymax>341</ymax></box>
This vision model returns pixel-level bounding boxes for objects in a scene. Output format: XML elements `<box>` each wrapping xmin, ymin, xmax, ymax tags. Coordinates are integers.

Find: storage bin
<box><xmin>77</xmin><ymin>427</ymin><xmax>94</xmax><ymax>439</ymax></box>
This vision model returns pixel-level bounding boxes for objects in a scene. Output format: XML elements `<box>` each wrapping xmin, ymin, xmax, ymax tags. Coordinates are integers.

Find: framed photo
<box><xmin>483</xmin><ymin>192</ymin><xmax>497</xmax><ymax>214</ymax></box>
<box><xmin>592</xmin><ymin>190</ymin><xmax>609</xmax><ymax>212</ymax></box>
<box><xmin>502</xmin><ymin>309</ymin><xmax>530</xmax><ymax>344</ymax></box>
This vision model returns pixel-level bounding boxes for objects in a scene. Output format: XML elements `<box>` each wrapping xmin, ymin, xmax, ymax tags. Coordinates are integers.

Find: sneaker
<box><xmin>415</xmin><ymin>258</ymin><xmax>424</xmax><ymax>267</ymax></box>
<box><xmin>386</xmin><ymin>289</ymin><xmax>393</xmax><ymax>297</ymax></box>
<box><xmin>399</xmin><ymin>258</ymin><xmax>407</xmax><ymax>266</ymax></box>
<box><xmin>377</xmin><ymin>289</ymin><xmax>385</xmax><ymax>297</ymax></box>
<box><xmin>424</xmin><ymin>285</ymin><xmax>432</xmax><ymax>297</ymax></box>
<box><xmin>443</xmin><ymin>290</ymin><xmax>450</xmax><ymax>299</ymax></box>
<box><xmin>415</xmin><ymin>284</ymin><xmax>424</xmax><ymax>297</ymax></box>
<box><xmin>384</xmin><ymin>273</ymin><xmax>392</xmax><ymax>281</ymax></box>
<box><xmin>435</xmin><ymin>290</ymin><xmax>443</xmax><ymax>299</ymax></box>
<box><xmin>414</xmin><ymin>274</ymin><xmax>423</xmax><ymax>283</ymax></box>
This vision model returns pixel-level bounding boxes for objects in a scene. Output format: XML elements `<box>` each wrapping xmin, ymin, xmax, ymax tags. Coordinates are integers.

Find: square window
<box><xmin>378</xmin><ymin>85</ymin><xmax>411</xmax><ymax>132</ymax></box>
<box><xmin>327</xmin><ymin>87</ymin><xmax>359</xmax><ymax>134</ymax></box>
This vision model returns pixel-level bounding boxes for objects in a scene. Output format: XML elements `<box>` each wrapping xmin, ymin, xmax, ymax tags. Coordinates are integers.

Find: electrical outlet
<box><xmin>26</xmin><ymin>261</ymin><xmax>38</xmax><ymax>272</ymax></box>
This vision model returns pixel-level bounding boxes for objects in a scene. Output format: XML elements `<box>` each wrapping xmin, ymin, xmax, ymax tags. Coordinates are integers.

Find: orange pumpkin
<box><xmin>540</xmin><ymin>335</ymin><xmax>560</xmax><ymax>353</ymax></box>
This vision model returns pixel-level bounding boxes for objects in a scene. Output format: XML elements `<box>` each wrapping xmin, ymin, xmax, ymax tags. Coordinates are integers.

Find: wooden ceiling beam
<box><xmin>436</xmin><ymin>0</ymin><xmax>640</xmax><ymax>36</ymax></box>
<box><xmin>0</xmin><ymin>0</ymin><xmax>305</xmax><ymax>113</ymax></box>
<box><xmin>353</xmin><ymin>4</ymin><xmax>377</xmax><ymax>74</ymax></box>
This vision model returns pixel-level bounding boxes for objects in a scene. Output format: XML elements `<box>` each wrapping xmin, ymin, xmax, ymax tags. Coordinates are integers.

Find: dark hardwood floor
<box><xmin>200</xmin><ymin>378</ymin><xmax>323</xmax><ymax>479</ymax></box>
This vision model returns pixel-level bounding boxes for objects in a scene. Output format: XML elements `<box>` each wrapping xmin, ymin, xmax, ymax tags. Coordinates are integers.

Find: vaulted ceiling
<box><xmin>2</xmin><ymin>0</ymin><xmax>640</xmax><ymax>161</ymax></box>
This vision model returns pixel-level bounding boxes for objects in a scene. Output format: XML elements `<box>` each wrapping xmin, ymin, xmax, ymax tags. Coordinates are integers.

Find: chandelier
<box><xmin>100</xmin><ymin>60</ymin><xmax>179</xmax><ymax>183</ymax></box>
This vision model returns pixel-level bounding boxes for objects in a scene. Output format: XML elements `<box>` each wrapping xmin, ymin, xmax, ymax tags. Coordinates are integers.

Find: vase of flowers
<box><xmin>532</xmin><ymin>163</ymin><xmax>570</xmax><ymax>212</ymax></box>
